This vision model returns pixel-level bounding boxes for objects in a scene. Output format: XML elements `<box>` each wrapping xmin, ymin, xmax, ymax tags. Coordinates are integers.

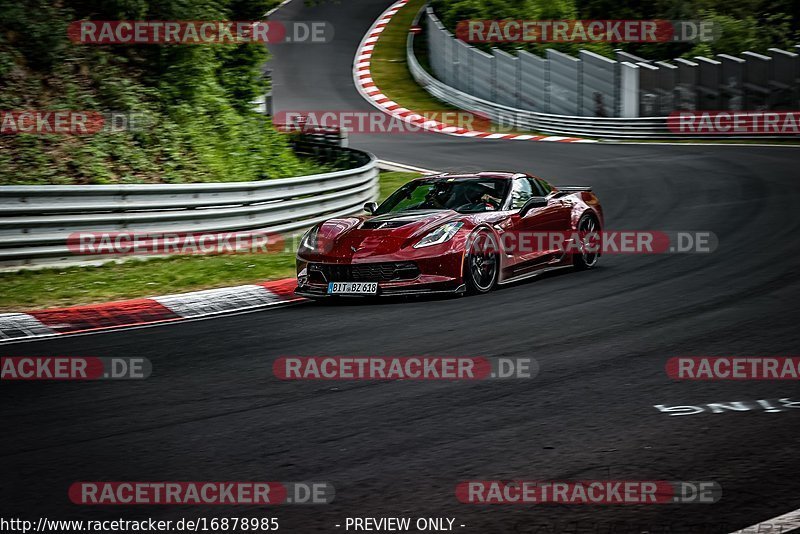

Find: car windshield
<box><xmin>375</xmin><ymin>178</ymin><xmax>510</xmax><ymax>214</ymax></box>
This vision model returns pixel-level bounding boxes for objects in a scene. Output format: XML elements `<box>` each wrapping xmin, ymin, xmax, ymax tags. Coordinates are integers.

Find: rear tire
<box><xmin>464</xmin><ymin>231</ymin><xmax>499</xmax><ymax>294</ymax></box>
<box><xmin>573</xmin><ymin>213</ymin><xmax>600</xmax><ymax>270</ymax></box>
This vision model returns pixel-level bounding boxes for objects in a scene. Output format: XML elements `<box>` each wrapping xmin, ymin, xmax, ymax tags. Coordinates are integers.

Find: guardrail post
<box><xmin>654</xmin><ymin>61</ymin><xmax>678</xmax><ymax>115</ymax></box>
<box><xmin>493</xmin><ymin>49</ymin><xmax>520</xmax><ymax>109</ymax></box>
<box><xmin>637</xmin><ymin>62</ymin><xmax>660</xmax><ymax>116</ymax></box>
<box><xmin>579</xmin><ymin>50</ymin><xmax>617</xmax><ymax>118</ymax></box>
<box><xmin>619</xmin><ymin>62</ymin><xmax>640</xmax><ymax>118</ymax></box>
<box><xmin>717</xmin><ymin>54</ymin><xmax>745</xmax><ymax>111</ymax></box>
<box><xmin>673</xmin><ymin>58</ymin><xmax>699</xmax><ymax>111</ymax></box>
<box><xmin>694</xmin><ymin>56</ymin><xmax>722</xmax><ymax>110</ymax></box>
<box><xmin>518</xmin><ymin>50</ymin><xmax>548</xmax><ymax>113</ymax></box>
<box><xmin>545</xmin><ymin>49</ymin><xmax>581</xmax><ymax>116</ymax></box>
<box><xmin>741</xmin><ymin>51</ymin><xmax>772</xmax><ymax>110</ymax></box>
<box><xmin>766</xmin><ymin>48</ymin><xmax>799</xmax><ymax>109</ymax></box>
<box><xmin>470</xmin><ymin>47</ymin><xmax>495</xmax><ymax>103</ymax></box>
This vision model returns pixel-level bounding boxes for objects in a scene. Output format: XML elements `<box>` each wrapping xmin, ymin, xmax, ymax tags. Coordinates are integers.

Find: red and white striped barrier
<box><xmin>0</xmin><ymin>279</ymin><xmax>302</xmax><ymax>342</ymax></box>
<box><xmin>353</xmin><ymin>0</ymin><xmax>596</xmax><ymax>143</ymax></box>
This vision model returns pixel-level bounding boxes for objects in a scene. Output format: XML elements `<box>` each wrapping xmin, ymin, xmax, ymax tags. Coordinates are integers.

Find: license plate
<box><xmin>327</xmin><ymin>282</ymin><xmax>378</xmax><ymax>295</ymax></box>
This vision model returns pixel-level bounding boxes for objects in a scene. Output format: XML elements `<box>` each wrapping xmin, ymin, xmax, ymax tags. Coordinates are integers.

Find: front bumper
<box><xmin>295</xmin><ymin>252</ymin><xmax>466</xmax><ymax>298</ymax></box>
<box><xmin>295</xmin><ymin>283</ymin><xmax>467</xmax><ymax>298</ymax></box>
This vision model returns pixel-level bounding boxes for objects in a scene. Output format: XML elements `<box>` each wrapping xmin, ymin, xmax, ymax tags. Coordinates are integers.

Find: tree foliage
<box><xmin>0</xmin><ymin>0</ymin><xmax>318</xmax><ymax>184</ymax></box>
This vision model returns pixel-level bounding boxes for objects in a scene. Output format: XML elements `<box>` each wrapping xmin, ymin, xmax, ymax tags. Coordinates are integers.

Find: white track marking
<box><xmin>0</xmin><ymin>299</ymin><xmax>305</xmax><ymax>346</ymax></box>
<box><xmin>264</xmin><ymin>0</ymin><xmax>294</xmax><ymax>18</ymax></box>
<box><xmin>154</xmin><ymin>285</ymin><xmax>286</xmax><ymax>318</ymax></box>
<box><xmin>728</xmin><ymin>507</ymin><xmax>800</xmax><ymax>533</ymax></box>
<box><xmin>0</xmin><ymin>314</ymin><xmax>55</xmax><ymax>340</ymax></box>
<box><xmin>376</xmin><ymin>159</ymin><xmax>439</xmax><ymax>174</ymax></box>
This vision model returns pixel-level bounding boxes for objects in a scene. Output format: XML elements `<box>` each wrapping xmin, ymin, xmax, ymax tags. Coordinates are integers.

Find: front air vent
<box><xmin>309</xmin><ymin>262</ymin><xmax>420</xmax><ymax>282</ymax></box>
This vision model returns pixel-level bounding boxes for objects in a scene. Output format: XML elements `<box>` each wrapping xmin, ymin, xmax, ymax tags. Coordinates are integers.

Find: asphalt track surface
<box><xmin>3</xmin><ymin>1</ymin><xmax>800</xmax><ymax>532</ymax></box>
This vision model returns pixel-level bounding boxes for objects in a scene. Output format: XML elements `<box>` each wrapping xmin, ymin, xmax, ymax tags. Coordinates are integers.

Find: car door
<box><xmin>498</xmin><ymin>176</ymin><xmax>565</xmax><ymax>277</ymax></box>
<box><xmin>535</xmin><ymin>175</ymin><xmax>574</xmax><ymax>231</ymax></box>
<box><xmin>535</xmin><ymin>177</ymin><xmax>579</xmax><ymax>260</ymax></box>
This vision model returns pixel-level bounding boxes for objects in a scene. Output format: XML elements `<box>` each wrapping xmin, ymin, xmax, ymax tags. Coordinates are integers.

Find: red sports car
<box><xmin>295</xmin><ymin>172</ymin><xmax>603</xmax><ymax>298</ymax></box>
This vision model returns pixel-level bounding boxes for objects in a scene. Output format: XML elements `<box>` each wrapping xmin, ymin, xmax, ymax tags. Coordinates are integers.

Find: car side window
<box><xmin>510</xmin><ymin>177</ymin><xmax>534</xmax><ymax>209</ymax></box>
<box><xmin>535</xmin><ymin>178</ymin><xmax>552</xmax><ymax>196</ymax></box>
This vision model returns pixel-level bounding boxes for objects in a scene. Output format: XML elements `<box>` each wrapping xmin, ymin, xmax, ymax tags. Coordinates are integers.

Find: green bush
<box><xmin>0</xmin><ymin>0</ymin><xmax>320</xmax><ymax>184</ymax></box>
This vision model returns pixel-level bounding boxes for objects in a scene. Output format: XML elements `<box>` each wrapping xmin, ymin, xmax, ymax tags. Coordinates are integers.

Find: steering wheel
<box><xmin>482</xmin><ymin>194</ymin><xmax>501</xmax><ymax>209</ymax></box>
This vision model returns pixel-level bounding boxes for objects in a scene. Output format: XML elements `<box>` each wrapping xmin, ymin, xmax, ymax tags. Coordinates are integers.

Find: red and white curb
<box><xmin>0</xmin><ymin>279</ymin><xmax>303</xmax><ymax>342</ymax></box>
<box><xmin>352</xmin><ymin>0</ymin><xmax>596</xmax><ymax>144</ymax></box>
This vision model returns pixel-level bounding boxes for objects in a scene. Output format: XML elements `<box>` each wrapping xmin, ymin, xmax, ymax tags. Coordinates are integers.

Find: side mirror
<box><xmin>519</xmin><ymin>196</ymin><xmax>549</xmax><ymax>217</ymax></box>
<box><xmin>364</xmin><ymin>202</ymin><xmax>378</xmax><ymax>214</ymax></box>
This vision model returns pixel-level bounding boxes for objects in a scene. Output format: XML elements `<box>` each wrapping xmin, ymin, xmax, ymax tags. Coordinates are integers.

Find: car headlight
<box><xmin>299</xmin><ymin>225</ymin><xmax>320</xmax><ymax>251</ymax></box>
<box><xmin>413</xmin><ymin>222</ymin><xmax>464</xmax><ymax>248</ymax></box>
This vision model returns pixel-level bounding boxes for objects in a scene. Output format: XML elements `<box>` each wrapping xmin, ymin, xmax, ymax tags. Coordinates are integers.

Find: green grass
<box><xmin>0</xmin><ymin>253</ymin><xmax>298</xmax><ymax>312</ymax></box>
<box><xmin>0</xmin><ymin>171</ymin><xmax>421</xmax><ymax>312</ymax></box>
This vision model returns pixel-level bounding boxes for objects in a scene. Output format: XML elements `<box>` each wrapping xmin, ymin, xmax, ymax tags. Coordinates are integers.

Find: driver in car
<box><xmin>424</xmin><ymin>185</ymin><xmax>451</xmax><ymax>209</ymax></box>
<box><xmin>478</xmin><ymin>191</ymin><xmax>502</xmax><ymax>210</ymax></box>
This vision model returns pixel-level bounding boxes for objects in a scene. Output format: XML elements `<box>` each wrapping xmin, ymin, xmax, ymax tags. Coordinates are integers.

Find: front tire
<box><xmin>573</xmin><ymin>213</ymin><xmax>600</xmax><ymax>270</ymax></box>
<box><xmin>464</xmin><ymin>231</ymin><xmax>499</xmax><ymax>294</ymax></box>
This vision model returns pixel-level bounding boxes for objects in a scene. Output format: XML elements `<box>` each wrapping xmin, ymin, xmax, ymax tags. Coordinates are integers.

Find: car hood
<box><xmin>315</xmin><ymin>210</ymin><xmax>463</xmax><ymax>259</ymax></box>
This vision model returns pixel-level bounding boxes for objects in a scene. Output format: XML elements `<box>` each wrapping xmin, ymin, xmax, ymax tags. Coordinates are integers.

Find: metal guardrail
<box><xmin>0</xmin><ymin>148</ymin><xmax>379</xmax><ymax>268</ymax></box>
<box><xmin>407</xmin><ymin>7</ymin><xmax>798</xmax><ymax>139</ymax></box>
